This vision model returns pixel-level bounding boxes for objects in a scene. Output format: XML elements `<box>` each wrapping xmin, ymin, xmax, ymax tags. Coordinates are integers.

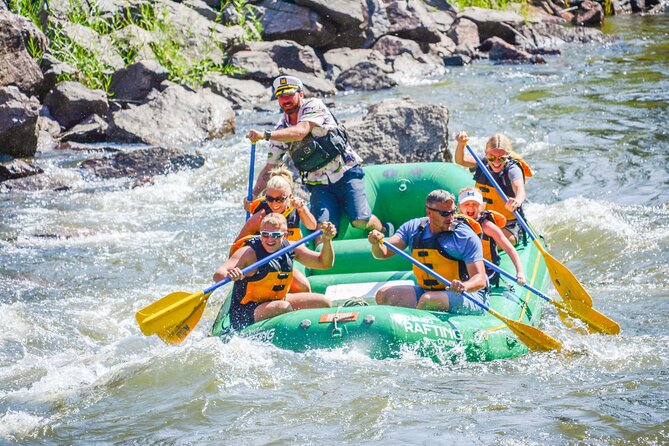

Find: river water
<box><xmin>1</xmin><ymin>15</ymin><xmax>668</xmax><ymax>445</ymax></box>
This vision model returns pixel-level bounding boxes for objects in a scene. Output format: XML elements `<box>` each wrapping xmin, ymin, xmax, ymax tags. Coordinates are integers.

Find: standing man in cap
<box><xmin>245</xmin><ymin>74</ymin><xmax>388</xmax><ymax>240</ymax></box>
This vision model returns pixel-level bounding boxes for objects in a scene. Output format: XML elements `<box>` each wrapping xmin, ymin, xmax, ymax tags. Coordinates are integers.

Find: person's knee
<box><xmin>375</xmin><ymin>285</ymin><xmax>394</xmax><ymax>304</ymax></box>
<box><xmin>351</xmin><ymin>219</ymin><xmax>369</xmax><ymax>229</ymax></box>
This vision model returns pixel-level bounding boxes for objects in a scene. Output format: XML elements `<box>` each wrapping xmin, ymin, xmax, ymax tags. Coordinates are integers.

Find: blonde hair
<box><xmin>485</xmin><ymin>133</ymin><xmax>512</xmax><ymax>154</ymax></box>
<box><xmin>265</xmin><ymin>166</ymin><xmax>293</xmax><ymax>195</ymax></box>
<box><xmin>261</xmin><ymin>212</ymin><xmax>288</xmax><ymax>231</ymax></box>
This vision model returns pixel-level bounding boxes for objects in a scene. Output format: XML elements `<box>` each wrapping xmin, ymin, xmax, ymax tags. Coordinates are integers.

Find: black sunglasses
<box><xmin>426</xmin><ymin>207</ymin><xmax>457</xmax><ymax>217</ymax></box>
<box><xmin>265</xmin><ymin>195</ymin><xmax>287</xmax><ymax>203</ymax></box>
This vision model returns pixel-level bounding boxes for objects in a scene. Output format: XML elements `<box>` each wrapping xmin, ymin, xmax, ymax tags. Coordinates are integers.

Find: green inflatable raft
<box><xmin>211</xmin><ymin>163</ymin><xmax>550</xmax><ymax>362</ymax></box>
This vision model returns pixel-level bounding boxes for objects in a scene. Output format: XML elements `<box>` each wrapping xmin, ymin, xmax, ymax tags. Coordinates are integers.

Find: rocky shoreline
<box><xmin>1</xmin><ymin>0</ymin><xmax>666</xmax><ymax>191</ymax></box>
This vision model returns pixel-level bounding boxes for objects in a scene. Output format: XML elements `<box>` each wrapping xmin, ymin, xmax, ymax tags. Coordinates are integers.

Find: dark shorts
<box><xmin>229</xmin><ymin>300</ymin><xmax>259</xmax><ymax>330</ymax></box>
<box><xmin>414</xmin><ymin>286</ymin><xmax>488</xmax><ymax>315</ymax></box>
<box><xmin>307</xmin><ymin>165</ymin><xmax>372</xmax><ymax>232</ymax></box>
<box><xmin>505</xmin><ymin>220</ymin><xmax>525</xmax><ymax>246</ymax></box>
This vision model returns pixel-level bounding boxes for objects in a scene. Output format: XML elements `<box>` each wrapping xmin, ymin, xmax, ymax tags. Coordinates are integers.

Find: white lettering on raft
<box><xmin>402</xmin><ymin>321</ymin><xmax>456</xmax><ymax>338</ymax></box>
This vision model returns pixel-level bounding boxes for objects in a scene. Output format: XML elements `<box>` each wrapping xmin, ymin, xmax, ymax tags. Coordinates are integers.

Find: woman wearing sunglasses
<box><xmin>233</xmin><ymin>167</ymin><xmax>317</xmax><ymax>293</ymax></box>
<box><xmin>454</xmin><ymin>131</ymin><xmax>533</xmax><ymax>246</ymax></box>
<box><xmin>214</xmin><ymin>213</ymin><xmax>336</xmax><ymax>330</ymax></box>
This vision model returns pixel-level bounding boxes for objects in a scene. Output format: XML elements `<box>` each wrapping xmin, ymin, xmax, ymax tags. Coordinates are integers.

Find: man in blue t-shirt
<box><xmin>367</xmin><ymin>190</ymin><xmax>488</xmax><ymax>314</ymax></box>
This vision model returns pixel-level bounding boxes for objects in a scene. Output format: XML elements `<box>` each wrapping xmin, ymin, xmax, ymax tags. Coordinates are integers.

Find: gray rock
<box><xmin>111</xmin><ymin>25</ymin><xmax>158</xmax><ymax>62</ymax></box>
<box><xmin>0</xmin><ymin>10</ymin><xmax>48</xmax><ymax>96</ymax></box>
<box><xmin>459</xmin><ymin>7</ymin><xmax>525</xmax><ymax>43</ymax></box>
<box><xmin>487</xmin><ymin>37</ymin><xmax>546</xmax><ymax>63</ymax></box>
<box><xmin>323</xmin><ymin>47</ymin><xmax>386</xmax><ymax>79</ymax></box>
<box><xmin>335</xmin><ymin>61</ymin><xmax>396</xmax><ymax>91</ymax></box>
<box><xmin>294</xmin><ymin>0</ymin><xmax>365</xmax><ymax>27</ymax></box>
<box><xmin>448</xmin><ymin>18</ymin><xmax>481</xmax><ymax>51</ymax></box>
<box><xmin>386</xmin><ymin>0</ymin><xmax>442</xmax><ymax>44</ymax></box>
<box><xmin>230</xmin><ymin>51</ymin><xmax>281</xmax><ymax>82</ymax></box>
<box><xmin>0</xmin><ymin>158</ymin><xmax>43</xmax><ymax>182</ymax></box>
<box><xmin>238</xmin><ymin>40</ymin><xmax>325</xmax><ymax>77</ymax></box>
<box><xmin>0</xmin><ymin>86</ymin><xmax>41</xmax><ymax>158</ymax></box>
<box><xmin>203</xmin><ymin>75</ymin><xmax>272</xmax><ymax>109</ymax></box>
<box><xmin>373</xmin><ymin>35</ymin><xmax>423</xmax><ymax>59</ymax></box>
<box><xmin>257</xmin><ymin>0</ymin><xmax>337</xmax><ymax>48</ymax></box>
<box><xmin>61</xmin><ymin>114</ymin><xmax>110</xmax><ymax>143</ymax></box>
<box><xmin>80</xmin><ymin>146</ymin><xmax>205</xmax><ymax>181</ymax></box>
<box><xmin>109</xmin><ymin>85</ymin><xmax>235</xmax><ymax>147</ymax></box>
<box><xmin>43</xmin><ymin>81</ymin><xmax>109</xmax><ymax>130</ymax></box>
<box><xmin>346</xmin><ymin>98</ymin><xmax>450</xmax><ymax>164</ymax></box>
<box><xmin>389</xmin><ymin>53</ymin><xmax>446</xmax><ymax>85</ymax></box>
<box><xmin>110</xmin><ymin>60</ymin><xmax>170</xmax><ymax>103</ymax></box>
<box><xmin>59</xmin><ymin>22</ymin><xmax>125</xmax><ymax>70</ymax></box>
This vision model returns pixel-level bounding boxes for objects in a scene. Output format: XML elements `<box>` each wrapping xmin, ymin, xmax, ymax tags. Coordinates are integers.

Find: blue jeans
<box><xmin>307</xmin><ymin>165</ymin><xmax>372</xmax><ymax>234</ymax></box>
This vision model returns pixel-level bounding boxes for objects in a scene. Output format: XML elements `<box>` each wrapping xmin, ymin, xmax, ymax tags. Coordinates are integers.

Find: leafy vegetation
<box><xmin>8</xmin><ymin>0</ymin><xmax>260</xmax><ymax>92</ymax></box>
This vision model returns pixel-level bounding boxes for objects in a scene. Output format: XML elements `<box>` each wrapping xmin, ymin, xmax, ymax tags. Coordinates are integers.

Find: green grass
<box><xmin>9</xmin><ymin>0</ymin><xmax>260</xmax><ymax>91</ymax></box>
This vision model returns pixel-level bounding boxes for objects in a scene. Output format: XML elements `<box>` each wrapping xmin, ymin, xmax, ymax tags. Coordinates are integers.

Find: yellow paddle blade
<box><xmin>156</xmin><ymin>298</ymin><xmax>208</xmax><ymax>345</ymax></box>
<box><xmin>488</xmin><ymin>308</ymin><xmax>562</xmax><ymax>352</ymax></box>
<box><xmin>535</xmin><ymin>240</ymin><xmax>593</xmax><ymax>307</ymax></box>
<box><xmin>554</xmin><ymin>299</ymin><xmax>621</xmax><ymax>335</ymax></box>
<box><xmin>135</xmin><ymin>290</ymin><xmax>208</xmax><ymax>336</ymax></box>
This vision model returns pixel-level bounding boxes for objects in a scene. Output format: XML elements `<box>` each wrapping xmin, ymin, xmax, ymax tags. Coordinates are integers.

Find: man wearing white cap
<box><xmin>457</xmin><ymin>186</ymin><xmax>526</xmax><ymax>287</ymax></box>
<box><xmin>367</xmin><ymin>190</ymin><xmax>488</xmax><ymax>314</ymax></box>
<box><xmin>245</xmin><ymin>74</ymin><xmax>387</xmax><ymax>238</ymax></box>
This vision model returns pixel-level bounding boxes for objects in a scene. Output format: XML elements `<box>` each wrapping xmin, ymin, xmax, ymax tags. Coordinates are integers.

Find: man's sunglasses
<box><xmin>426</xmin><ymin>207</ymin><xmax>457</xmax><ymax>217</ymax></box>
<box><xmin>487</xmin><ymin>155</ymin><xmax>508</xmax><ymax>163</ymax></box>
<box><xmin>265</xmin><ymin>195</ymin><xmax>287</xmax><ymax>203</ymax></box>
<box><xmin>260</xmin><ymin>230</ymin><xmax>285</xmax><ymax>239</ymax></box>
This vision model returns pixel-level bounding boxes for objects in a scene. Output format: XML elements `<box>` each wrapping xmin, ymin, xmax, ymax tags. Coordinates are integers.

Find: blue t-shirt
<box><xmin>395</xmin><ymin>217</ymin><xmax>484</xmax><ymax>264</ymax></box>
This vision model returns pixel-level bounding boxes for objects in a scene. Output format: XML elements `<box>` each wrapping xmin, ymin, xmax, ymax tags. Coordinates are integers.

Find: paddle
<box><xmin>381</xmin><ymin>240</ymin><xmax>562</xmax><ymax>352</ymax></box>
<box><xmin>465</xmin><ymin>145</ymin><xmax>596</xmax><ymax>308</ymax></box>
<box><xmin>136</xmin><ymin>229</ymin><xmax>323</xmax><ymax>345</ymax></box>
<box><xmin>483</xmin><ymin>259</ymin><xmax>620</xmax><ymax>334</ymax></box>
<box><xmin>246</xmin><ymin>143</ymin><xmax>256</xmax><ymax>220</ymax></box>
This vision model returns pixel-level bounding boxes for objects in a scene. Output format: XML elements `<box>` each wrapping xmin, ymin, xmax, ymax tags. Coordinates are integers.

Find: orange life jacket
<box><xmin>473</xmin><ymin>156</ymin><xmax>532</xmax><ymax>222</ymax></box>
<box><xmin>410</xmin><ymin>217</ymin><xmax>480</xmax><ymax>290</ymax></box>
<box><xmin>231</xmin><ymin>237</ymin><xmax>294</xmax><ymax>305</ymax></box>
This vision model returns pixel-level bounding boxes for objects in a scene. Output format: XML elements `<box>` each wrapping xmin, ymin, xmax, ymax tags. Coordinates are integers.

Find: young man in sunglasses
<box><xmin>367</xmin><ymin>190</ymin><xmax>488</xmax><ymax>314</ymax></box>
<box><xmin>214</xmin><ymin>213</ymin><xmax>337</xmax><ymax>330</ymax></box>
<box><xmin>245</xmin><ymin>75</ymin><xmax>388</xmax><ymax>241</ymax></box>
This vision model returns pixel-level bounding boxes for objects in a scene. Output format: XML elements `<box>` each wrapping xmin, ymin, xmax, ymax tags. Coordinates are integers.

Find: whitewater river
<box><xmin>1</xmin><ymin>15</ymin><xmax>667</xmax><ymax>445</ymax></box>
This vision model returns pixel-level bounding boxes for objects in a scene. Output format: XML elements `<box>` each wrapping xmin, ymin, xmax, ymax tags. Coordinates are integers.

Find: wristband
<box><xmin>264</xmin><ymin>130</ymin><xmax>272</xmax><ymax>141</ymax></box>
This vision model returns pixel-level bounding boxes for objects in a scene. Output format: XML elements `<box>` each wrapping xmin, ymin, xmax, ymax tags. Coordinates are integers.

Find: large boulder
<box><xmin>109</xmin><ymin>60</ymin><xmax>170</xmax><ymax>103</ymax></box>
<box><xmin>294</xmin><ymin>0</ymin><xmax>367</xmax><ymax>48</ymax></box>
<box><xmin>335</xmin><ymin>61</ymin><xmax>396</xmax><ymax>91</ymax></box>
<box><xmin>0</xmin><ymin>158</ymin><xmax>43</xmax><ymax>183</ymax></box>
<box><xmin>203</xmin><ymin>75</ymin><xmax>271</xmax><ymax>110</ymax></box>
<box><xmin>0</xmin><ymin>86</ymin><xmax>41</xmax><ymax>158</ymax></box>
<box><xmin>323</xmin><ymin>47</ymin><xmax>386</xmax><ymax>80</ymax></box>
<box><xmin>257</xmin><ymin>0</ymin><xmax>337</xmax><ymax>48</ymax></box>
<box><xmin>43</xmin><ymin>81</ymin><xmax>109</xmax><ymax>130</ymax></box>
<box><xmin>236</xmin><ymin>40</ymin><xmax>325</xmax><ymax>77</ymax></box>
<box><xmin>346</xmin><ymin>98</ymin><xmax>450</xmax><ymax>164</ymax></box>
<box><xmin>0</xmin><ymin>10</ymin><xmax>48</xmax><ymax>96</ymax></box>
<box><xmin>459</xmin><ymin>7</ymin><xmax>525</xmax><ymax>43</ymax></box>
<box><xmin>385</xmin><ymin>0</ymin><xmax>442</xmax><ymax>44</ymax></box>
<box><xmin>80</xmin><ymin>146</ymin><xmax>205</xmax><ymax>181</ymax></box>
<box><xmin>109</xmin><ymin>85</ymin><xmax>235</xmax><ymax>147</ymax></box>
<box><xmin>573</xmin><ymin>0</ymin><xmax>605</xmax><ymax>27</ymax></box>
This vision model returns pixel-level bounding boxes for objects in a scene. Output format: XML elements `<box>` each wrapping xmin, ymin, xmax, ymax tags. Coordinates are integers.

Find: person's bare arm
<box><xmin>294</xmin><ymin>222</ymin><xmax>336</xmax><ymax>269</ymax></box>
<box><xmin>368</xmin><ymin>231</ymin><xmax>406</xmax><ymax>259</ymax></box>
<box><xmin>213</xmin><ymin>246</ymin><xmax>255</xmax><ymax>282</ymax></box>
<box><xmin>246</xmin><ymin>121</ymin><xmax>316</xmax><ymax>144</ymax></box>
<box><xmin>506</xmin><ymin>178</ymin><xmax>526</xmax><ymax>212</ymax></box>
<box><xmin>234</xmin><ymin>212</ymin><xmax>263</xmax><ymax>242</ymax></box>
<box><xmin>291</xmin><ymin>195</ymin><xmax>317</xmax><ymax>230</ymax></box>
<box><xmin>452</xmin><ymin>260</ymin><xmax>487</xmax><ymax>293</ymax></box>
<box><xmin>454</xmin><ymin>131</ymin><xmax>478</xmax><ymax>168</ymax></box>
